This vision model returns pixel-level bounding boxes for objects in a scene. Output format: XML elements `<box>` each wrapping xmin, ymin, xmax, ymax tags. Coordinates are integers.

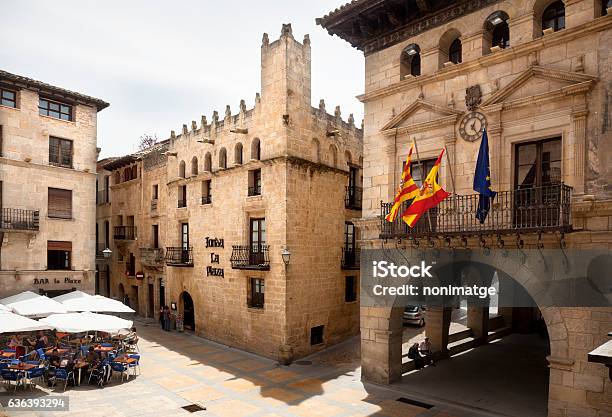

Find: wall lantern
<box><xmin>404</xmin><ymin>44</ymin><xmax>419</xmax><ymax>56</ymax></box>
<box><xmin>281</xmin><ymin>247</ymin><xmax>291</xmax><ymax>266</ymax></box>
<box><xmin>102</xmin><ymin>248</ymin><xmax>112</xmax><ymax>259</ymax></box>
<box><xmin>487</xmin><ymin>11</ymin><xmax>505</xmax><ymax>26</ymax></box>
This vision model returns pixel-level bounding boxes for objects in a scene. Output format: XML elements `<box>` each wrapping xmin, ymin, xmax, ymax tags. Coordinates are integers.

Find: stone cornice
<box><xmin>0</xmin><ymin>157</ymin><xmax>97</xmax><ymax>177</ymax></box>
<box><xmin>380</xmin><ymin>99</ymin><xmax>462</xmax><ymax>132</ymax></box>
<box><xmin>381</xmin><ymin>115</ymin><xmax>459</xmax><ymax>137</ymax></box>
<box><xmin>357</xmin><ymin>16</ymin><xmax>612</xmax><ymax>103</ymax></box>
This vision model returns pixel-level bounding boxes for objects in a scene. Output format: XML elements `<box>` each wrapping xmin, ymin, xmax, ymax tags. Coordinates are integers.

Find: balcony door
<box><xmin>249</xmin><ymin>218</ymin><xmax>266</xmax><ymax>265</ymax></box>
<box><xmin>409</xmin><ymin>158</ymin><xmax>438</xmax><ymax>232</ymax></box>
<box><xmin>514</xmin><ymin>137</ymin><xmax>562</xmax><ymax>228</ymax></box>
<box><xmin>181</xmin><ymin>223</ymin><xmax>189</xmax><ymax>263</ymax></box>
<box><xmin>344</xmin><ymin>222</ymin><xmax>356</xmax><ymax>265</ymax></box>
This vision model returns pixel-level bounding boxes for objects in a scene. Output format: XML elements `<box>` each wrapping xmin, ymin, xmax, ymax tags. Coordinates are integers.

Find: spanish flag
<box><xmin>401</xmin><ymin>148</ymin><xmax>450</xmax><ymax>228</ymax></box>
<box><xmin>385</xmin><ymin>145</ymin><xmax>419</xmax><ymax>222</ymax></box>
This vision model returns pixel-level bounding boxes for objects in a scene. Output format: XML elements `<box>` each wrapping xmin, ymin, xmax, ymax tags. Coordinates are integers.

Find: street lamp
<box><xmin>281</xmin><ymin>247</ymin><xmax>291</xmax><ymax>266</ymax></box>
<box><xmin>102</xmin><ymin>248</ymin><xmax>112</xmax><ymax>259</ymax></box>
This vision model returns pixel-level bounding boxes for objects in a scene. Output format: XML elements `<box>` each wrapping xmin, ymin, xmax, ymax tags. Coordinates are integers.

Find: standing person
<box><xmin>159</xmin><ymin>307</ymin><xmax>164</xmax><ymax>329</ymax></box>
<box><xmin>163</xmin><ymin>306</ymin><xmax>171</xmax><ymax>331</ymax></box>
<box><xmin>419</xmin><ymin>337</ymin><xmax>435</xmax><ymax>366</ymax></box>
<box><xmin>408</xmin><ymin>342</ymin><xmax>424</xmax><ymax>369</ymax></box>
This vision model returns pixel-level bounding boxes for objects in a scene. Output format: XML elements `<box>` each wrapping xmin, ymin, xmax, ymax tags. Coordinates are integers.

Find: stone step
<box><xmin>487</xmin><ymin>326</ymin><xmax>512</xmax><ymax>342</ymax></box>
<box><xmin>488</xmin><ymin>315</ymin><xmax>505</xmax><ymax>330</ymax></box>
<box><xmin>448</xmin><ymin>328</ymin><xmax>473</xmax><ymax>343</ymax></box>
<box><xmin>448</xmin><ymin>336</ymin><xmax>476</xmax><ymax>356</ymax></box>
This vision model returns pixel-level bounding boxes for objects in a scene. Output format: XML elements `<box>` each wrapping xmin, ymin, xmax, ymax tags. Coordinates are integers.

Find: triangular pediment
<box><xmin>482</xmin><ymin>66</ymin><xmax>597</xmax><ymax>107</ymax></box>
<box><xmin>381</xmin><ymin>99</ymin><xmax>463</xmax><ymax>132</ymax></box>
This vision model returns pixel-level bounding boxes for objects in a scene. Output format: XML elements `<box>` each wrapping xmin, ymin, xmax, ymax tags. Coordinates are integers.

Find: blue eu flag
<box><xmin>473</xmin><ymin>128</ymin><xmax>496</xmax><ymax>224</ymax></box>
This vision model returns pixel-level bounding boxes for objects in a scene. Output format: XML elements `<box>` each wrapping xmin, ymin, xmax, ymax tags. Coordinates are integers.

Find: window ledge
<box><xmin>0</xmin><ymin>104</ymin><xmax>19</xmax><ymax>111</ymax></box>
<box><xmin>247</xmin><ymin>307</ymin><xmax>265</xmax><ymax>313</ymax></box>
<box><xmin>48</xmin><ymin>216</ymin><xmax>74</xmax><ymax>221</ymax></box>
<box><xmin>40</xmin><ymin>114</ymin><xmax>75</xmax><ymax>124</ymax></box>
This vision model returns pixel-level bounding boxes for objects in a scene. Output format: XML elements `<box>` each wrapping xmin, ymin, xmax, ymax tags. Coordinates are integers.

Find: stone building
<box><xmin>101</xmin><ymin>25</ymin><xmax>363</xmax><ymax>361</ymax></box>
<box><xmin>0</xmin><ymin>69</ymin><xmax>108</xmax><ymax>298</ymax></box>
<box><xmin>318</xmin><ymin>1</ymin><xmax>612</xmax><ymax>416</ymax></box>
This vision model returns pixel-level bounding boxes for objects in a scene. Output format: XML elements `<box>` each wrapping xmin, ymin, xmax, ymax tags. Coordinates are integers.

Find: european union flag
<box><xmin>473</xmin><ymin>128</ymin><xmax>496</xmax><ymax>224</ymax></box>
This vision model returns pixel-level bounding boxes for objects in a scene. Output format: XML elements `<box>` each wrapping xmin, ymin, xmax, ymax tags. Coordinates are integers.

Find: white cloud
<box><xmin>0</xmin><ymin>0</ymin><xmax>364</xmax><ymax>158</ymax></box>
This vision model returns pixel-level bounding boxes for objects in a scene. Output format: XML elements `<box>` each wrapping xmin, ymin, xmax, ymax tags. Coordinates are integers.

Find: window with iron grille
<box><xmin>49</xmin><ymin>136</ymin><xmax>73</xmax><ymax>168</ymax></box>
<box><xmin>48</xmin><ymin>188</ymin><xmax>72</xmax><ymax>219</ymax></box>
<box><xmin>310</xmin><ymin>325</ymin><xmax>324</xmax><ymax>345</ymax></box>
<box><xmin>39</xmin><ymin>98</ymin><xmax>72</xmax><ymax>121</ymax></box>
<box><xmin>249</xmin><ymin>278</ymin><xmax>265</xmax><ymax>309</ymax></box>
<box><xmin>0</xmin><ymin>87</ymin><xmax>16</xmax><ymax>108</ymax></box>
<box><xmin>345</xmin><ymin>276</ymin><xmax>357</xmax><ymax>302</ymax></box>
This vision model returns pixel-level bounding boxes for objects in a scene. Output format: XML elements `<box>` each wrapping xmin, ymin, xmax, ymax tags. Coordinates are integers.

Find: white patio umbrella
<box><xmin>1</xmin><ymin>290</ymin><xmax>40</xmax><ymax>305</ymax></box>
<box><xmin>40</xmin><ymin>312</ymin><xmax>133</xmax><ymax>333</ymax></box>
<box><xmin>0</xmin><ymin>303</ymin><xmax>11</xmax><ymax>312</ymax></box>
<box><xmin>4</xmin><ymin>294</ymin><xmax>68</xmax><ymax>317</ymax></box>
<box><xmin>52</xmin><ymin>290</ymin><xmax>92</xmax><ymax>303</ymax></box>
<box><xmin>0</xmin><ymin>311</ymin><xmax>53</xmax><ymax>333</ymax></box>
<box><xmin>59</xmin><ymin>294</ymin><xmax>135</xmax><ymax>313</ymax></box>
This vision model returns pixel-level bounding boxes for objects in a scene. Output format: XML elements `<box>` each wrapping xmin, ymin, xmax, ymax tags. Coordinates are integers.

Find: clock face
<box><xmin>459</xmin><ymin>111</ymin><xmax>487</xmax><ymax>142</ymax></box>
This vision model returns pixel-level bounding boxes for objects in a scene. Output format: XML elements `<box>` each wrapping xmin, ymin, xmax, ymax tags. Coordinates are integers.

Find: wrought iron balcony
<box><xmin>341</xmin><ymin>247</ymin><xmax>360</xmax><ymax>269</ymax></box>
<box><xmin>140</xmin><ymin>247</ymin><xmax>165</xmax><ymax>267</ymax></box>
<box><xmin>380</xmin><ymin>183</ymin><xmax>572</xmax><ymax>240</ymax></box>
<box><xmin>165</xmin><ymin>247</ymin><xmax>193</xmax><ymax>267</ymax></box>
<box><xmin>114</xmin><ymin>226</ymin><xmax>137</xmax><ymax>240</ymax></box>
<box><xmin>248</xmin><ymin>185</ymin><xmax>261</xmax><ymax>197</ymax></box>
<box><xmin>0</xmin><ymin>208</ymin><xmax>39</xmax><ymax>232</ymax></box>
<box><xmin>96</xmin><ymin>190</ymin><xmax>109</xmax><ymax>205</ymax></box>
<box><xmin>345</xmin><ymin>186</ymin><xmax>362</xmax><ymax>210</ymax></box>
<box><xmin>230</xmin><ymin>245</ymin><xmax>270</xmax><ymax>270</ymax></box>
<box><xmin>201</xmin><ymin>195</ymin><xmax>212</xmax><ymax>205</ymax></box>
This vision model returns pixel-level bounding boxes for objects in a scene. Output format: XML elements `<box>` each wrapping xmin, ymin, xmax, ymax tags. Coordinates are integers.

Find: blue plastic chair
<box><xmin>35</xmin><ymin>348</ymin><xmax>46</xmax><ymax>361</ymax></box>
<box><xmin>101</xmin><ymin>343</ymin><xmax>113</xmax><ymax>348</ymax></box>
<box><xmin>1</xmin><ymin>368</ymin><xmax>24</xmax><ymax>391</ymax></box>
<box><xmin>26</xmin><ymin>366</ymin><xmax>45</xmax><ymax>389</ymax></box>
<box><xmin>127</xmin><ymin>354</ymin><xmax>140</xmax><ymax>377</ymax></box>
<box><xmin>52</xmin><ymin>368</ymin><xmax>74</xmax><ymax>392</ymax></box>
<box><xmin>111</xmin><ymin>361</ymin><xmax>129</xmax><ymax>382</ymax></box>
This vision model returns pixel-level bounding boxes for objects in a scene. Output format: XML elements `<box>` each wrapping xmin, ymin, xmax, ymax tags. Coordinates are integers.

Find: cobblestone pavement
<box><xmin>0</xmin><ymin>320</ymin><xmax>506</xmax><ymax>417</ymax></box>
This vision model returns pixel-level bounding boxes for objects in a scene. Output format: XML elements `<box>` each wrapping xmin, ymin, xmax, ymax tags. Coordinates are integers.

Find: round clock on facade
<box><xmin>459</xmin><ymin>111</ymin><xmax>487</xmax><ymax>142</ymax></box>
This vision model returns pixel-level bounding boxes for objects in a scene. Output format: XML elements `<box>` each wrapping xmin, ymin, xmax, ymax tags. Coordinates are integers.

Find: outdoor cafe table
<box><xmin>93</xmin><ymin>346</ymin><xmax>113</xmax><ymax>353</ymax></box>
<box><xmin>74</xmin><ymin>361</ymin><xmax>89</xmax><ymax>386</ymax></box>
<box><xmin>1</xmin><ymin>351</ymin><xmax>16</xmax><ymax>359</ymax></box>
<box><xmin>7</xmin><ymin>363</ymin><xmax>37</xmax><ymax>389</ymax></box>
<box><xmin>112</xmin><ymin>357</ymin><xmax>136</xmax><ymax>364</ymax></box>
<box><xmin>45</xmin><ymin>348</ymin><xmax>70</xmax><ymax>356</ymax></box>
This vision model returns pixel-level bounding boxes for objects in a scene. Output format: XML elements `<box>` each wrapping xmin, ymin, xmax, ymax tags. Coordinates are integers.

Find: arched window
<box><xmin>251</xmin><ymin>138</ymin><xmax>260</xmax><ymax>160</ymax></box>
<box><xmin>191</xmin><ymin>156</ymin><xmax>198</xmax><ymax>176</ymax></box>
<box><xmin>485</xmin><ymin>11</ymin><xmax>510</xmax><ymax>50</ymax></box>
<box><xmin>449</xmin><ymin>38</ymin><xmax>462</xmax><ymax>64</ymax></box>
<box><xmin>311</xmin><ymin>138</ymin><xmax>320</xmax><ymax>163</ymax></box>
<box><xmin>400</xmin><ymin>44</ymin><xmax>421</xmax><ymax>79</ymax></box>
<box><xmin>179</xmin><ymin>160</ymin><xmax>186</xmax><ymax>178</ymax></box>
<box><xmin>131</xmin><ymin>165</ymin><xmax>137</xmax><ymax>180</ymax></box>
<box><xmin>219</xmin><ymin>148</ymin><xmax>227</xmax><ymax>169</ymax></box>
<box><xmin>542</xmin><ymin>1</ymin><xmax>565</xmax><ymax>32</ymax></box>
<box><xmin>234</xmin><ymin>143</ymin><xmax>243</xmax><ymax>165</ymax></box>
<box><xmin>204</xmin><ymin>152</ymin><xmax>212</xmax><ymax>172</ymax></box>
<box><xmin>329</xmin><ymin>145</ymin><xmax>338</xmax><ymax>168</ymax></box>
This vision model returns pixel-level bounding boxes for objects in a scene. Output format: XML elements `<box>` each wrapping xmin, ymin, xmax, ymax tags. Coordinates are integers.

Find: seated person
<box><xmin>46</xmin><ymin>348</ymin><xmax>61</xmax><ymax>386</ymax></box>
<box><xmin>34</xmin><ymin>331</ymin><xmax>49</xmax><ymax>350</ymax></box>
<box><xmin>85</xmin><ymin>347</ymin><xmax>99</xmax><ymax>369</ymax></box>
<box><xmin>418</xmin><ymin>337</ymin><xmax>434</xmax><ymax>366</ymax></box>
<box><xmin>8</xmin><ymin>334</ymin><xmax>22</xmax><ymax>349</ymax></box>
<box><xmin>407</xmin><ymin>342</ymin><xmax>424</xmax><ymax>369</ymax></box>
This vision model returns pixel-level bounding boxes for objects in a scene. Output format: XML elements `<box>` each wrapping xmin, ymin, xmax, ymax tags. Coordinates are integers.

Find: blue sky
<box><xmin>0</xmin><ymin>0</ymin><xmax>363</xmax><ymax>158</ymax></box>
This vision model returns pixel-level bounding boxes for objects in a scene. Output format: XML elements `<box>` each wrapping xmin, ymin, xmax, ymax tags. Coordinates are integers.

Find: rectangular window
<box><xmin>249</xmin><ymin>278</ymin><xmax>265</xmax><ymax>309</ymax></box>
<box><xmin>409</xmin><ymin>158</ymin><xmax>437</xmax><ymax>187</ymax></box>
<box><xmin>127</xmin><ymin>253</ymin><xmax>136</xmax><ymax>276</ymax></box>
<box><xmin>345</xmin><ymin>276</ymin><xmax>357</xmax><ymax>302</ymax></box>
<box><xmin>515</xmin><ymin>137</ymin><xmax>562</xmax><ymax>188</ymax></box>
<box><xmin>248</xmin><ymin>169</ymin><xmax>262</xmax><ymax>196</ymax></box>
<box><xmin>39</xmin><ymin>98</ymin><xmax>72</xmax><ymax>121</ymax></box>
<box><xmin>152</xmin><ymin>224</ymin><xmax>159</xmax><ymax>249</ymax></box>
<box><xmin>0</xmin><ymin>87</ymin><xmax>16</xmax><ymax>108</ymax></box>
<box><xmin>201</xmin><ymin>180</ymin><xmax>212</xmax><ymax>204</ymax></box>
<box><xmin>310</xmin><ymin>325</ymin><xmax>324</xmax><ymax>345</ymax></box>
<box><xmin>152</xmin><ymin>184</ymin><xmax>158</xmax><ymax>200</ymax></box>
<box><xmin>250</xmin><ymin>218</ymin><xmax>266</xmax><ymax>250</ymax></box>
<box><xmin>178</xmin><ymin>185</ymin><xmax>187</xmax><ymax>208</ymax></box>
<box><xmin>49</xmin><ymin>136</ymin><xmax>73</xmax><ymax>168</ymax></box>
<box><xmin>48</xmin><ymin>188</ymin><xmax>72</xmax><ymax>219</ymax></box>
<box><xmin>47</xmin><ymin>241</ymin><xmax>71</xmax><ymax>270</ymax></box>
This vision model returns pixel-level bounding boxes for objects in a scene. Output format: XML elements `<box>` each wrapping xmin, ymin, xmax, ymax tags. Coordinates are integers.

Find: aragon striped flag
<box><xmin>385</xmin><ymin>145</ymin><xmax>419</xmax><ymax>222</ymax></box>
<box><xmin>401</xmin><ymin>148</ymin><xmax>450</xmax><ymax>228</ymax></box>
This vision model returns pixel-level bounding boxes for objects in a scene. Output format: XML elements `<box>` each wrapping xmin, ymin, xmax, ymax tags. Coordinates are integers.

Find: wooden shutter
<box><xmin>48</xmin><ymin>188</ymin><xmax>72</xmax><ymax>218</ymax></box>
<box><xmin>47</xmin><ymin>241</ymin><xmax>72</xmax><ymax>251</ymax></box>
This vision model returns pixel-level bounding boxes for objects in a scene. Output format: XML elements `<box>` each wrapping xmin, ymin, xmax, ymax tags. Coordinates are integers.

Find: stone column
<box><xmin>467</xmin><ymin>306</ymin><xmax>489</xmax><ymax>342</ymax></box>
<box><xmin>487</xmin><ymin>121</ymin><xmax>502</xmax><ymax>191</ymax></box>
<box><xmin>361</xmin><ymin>306</ymin><xmax>403</xmax><ymax>384</ymax></box>
<box><xmin>572</xmin><ymin>109</ymin><xmax>588</xmax><ymax>195</ymax></box>
<box><xmin>425</xmin><ymin>306</ymin><xmax>452</xmax><ymax>356</ymax></box>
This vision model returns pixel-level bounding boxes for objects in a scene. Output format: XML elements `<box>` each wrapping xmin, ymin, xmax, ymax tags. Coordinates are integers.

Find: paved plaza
<box><xmin>0</xmin><ymin>320</ymin><xmax>540</xmax><ymax>417</ymax></box>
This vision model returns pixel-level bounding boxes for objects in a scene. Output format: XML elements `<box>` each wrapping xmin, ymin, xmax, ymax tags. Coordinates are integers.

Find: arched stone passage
<box><xmin>179</xmin><ymin>290</ymin><xmax>195</xmax><ymax>331</ymax></box>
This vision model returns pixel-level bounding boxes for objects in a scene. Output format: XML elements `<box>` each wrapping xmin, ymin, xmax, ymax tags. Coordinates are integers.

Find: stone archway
<box><xmin>179</xmin><ymin>291</ymin><xmax>195</xmax><ymax>331</ymax></box>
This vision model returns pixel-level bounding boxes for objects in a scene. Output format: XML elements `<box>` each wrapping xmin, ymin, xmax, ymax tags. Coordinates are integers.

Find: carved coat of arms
<box><xmin>465</xmin><ymin>85</ymin><xmax>482</xmax><ymax>111</ymax></box>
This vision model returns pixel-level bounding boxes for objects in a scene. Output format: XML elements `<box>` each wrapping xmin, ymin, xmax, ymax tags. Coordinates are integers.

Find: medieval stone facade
<box><xmin>0</xmin><ymin>69</ymin><xmax>108</xmax><ymax>298</ymax></box>
<box><xmin>100</xmin><ymin>25</ymin><xmax>363</xmax><ymax>361</ymax></box>
<box><xmin>319</xmin><ymin>1</ymin><xmax>612</xmax><ymax>416</ymax></box>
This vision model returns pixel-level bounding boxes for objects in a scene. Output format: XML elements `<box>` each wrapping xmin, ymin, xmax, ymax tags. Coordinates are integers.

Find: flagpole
<box><xmin>443</xmin><ymin>144</ymin><xmax>459</xmax><ymax>235</ymax></box>
<box><xmin>411</xmin><ymin>137</ymin><xmax>433</xmax><ymax>234</ymax></box>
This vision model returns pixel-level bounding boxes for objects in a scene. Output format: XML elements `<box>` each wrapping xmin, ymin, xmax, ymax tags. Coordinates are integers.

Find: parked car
<box><xmin>403</xmin><ymin>305</ymin><xmax>426</xmax><ymax>327</ymax></box>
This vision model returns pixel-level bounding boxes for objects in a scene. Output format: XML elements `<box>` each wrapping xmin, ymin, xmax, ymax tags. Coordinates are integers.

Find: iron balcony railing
<box><xmin>178</xmin><ymin>199</ymin><xmax>187</xmax><ymax>208</ymax></box>
<box><xmin>96</xmin><ymin>190</ymin><xmax>109</xmax><ymax>205</ymax></box>
<box><xmin>151</xmin><ymin>199</ymin><xmax>158</xmax><ymax>211</ymax></box>
<box><xmin>230</xmin><ymin>245</ymin><xmax>270</xmax><ymax>270</ymax></box>
<box><xmin>140</xmin><ymin>247</ymin><xmax>165</xmax><ymax>267</ymax></box>
<box><xmin>165</xmin><ymin>247</ymin><xmax>193</xmax><ymax>267</ymax></box>
<box><xmin>114</xmin><ymin>226</ymin><xmax>137</xmax><ymax>240</ymax></box>
<box><xmin>0</xmin><ymin>208</ymin><xmax>39</xmax><ymax>232</ymax></box>
<box><xmin>248</xmin><ymin>185</ymin><xmax>261</xmax><ymax>197</ymax></box>
<box><xmin>380</xmin><ymin>183</ymin><xmax>572</xmax><ymax>239</ymax></box>
<box><xmin>201</xmin><ymin>195</ymin><xmax>212</xmax><ymax>205</ymax></box>
<box><xmin>341</xmin><ymin>247</ymin><xmax>360</xmax><ymax>269</ymax></box>
<box><xmin>345</xmin><ymin>186</ymin><xmax>362</xmax><ymax>210</ymax></box>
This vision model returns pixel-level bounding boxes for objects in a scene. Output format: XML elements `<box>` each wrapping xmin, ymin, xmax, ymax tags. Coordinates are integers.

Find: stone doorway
<box><xmin>180</xmin><ymin>291</ymin><xmax>195</xmax><ymax>331</ymax></box>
